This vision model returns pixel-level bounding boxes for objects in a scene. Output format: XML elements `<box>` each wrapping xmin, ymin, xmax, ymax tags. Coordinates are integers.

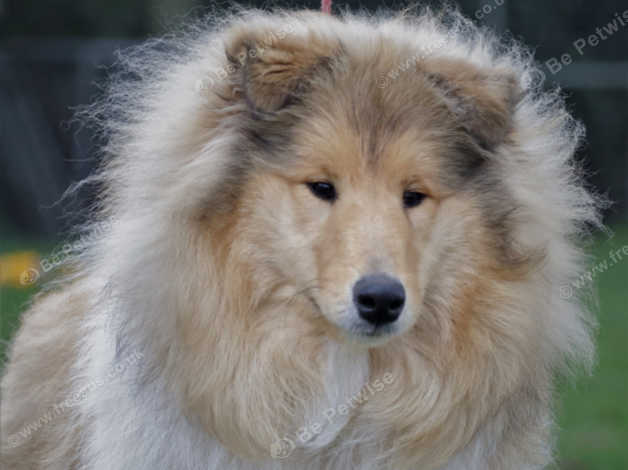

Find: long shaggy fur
<box><xmin>1</xmin><ymin>7</ymin><xmax>601</xmax><ymax>470</ymax></box>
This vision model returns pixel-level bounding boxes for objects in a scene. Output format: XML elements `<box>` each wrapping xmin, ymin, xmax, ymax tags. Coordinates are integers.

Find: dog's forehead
<box><xmin>286</xmin><ymin>114</ymin><xmax>447</xmax><ymax>199</ymax></box>
<box><xmin>286</xmin><ymin>67</ymin><xmax>477</xmax><ymax>188</ymax></box>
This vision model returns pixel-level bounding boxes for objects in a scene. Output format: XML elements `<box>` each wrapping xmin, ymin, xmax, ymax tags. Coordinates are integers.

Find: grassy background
<box><xmin>1</xmin><ymin>225</ymin><xmax>627</xmax><ymax>468</ymax></box>
<box><xmin>549</xmin><ymin>224</ymin><xmax>628</xmax><ymax>469</ymax></box>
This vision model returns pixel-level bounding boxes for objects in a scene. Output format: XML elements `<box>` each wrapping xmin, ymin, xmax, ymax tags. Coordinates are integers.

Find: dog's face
<box><xmin>240</xmin><ymin>124</ymin><xmax>439</xmax><ymax>344</ymax></box>
<box><xmin>208</xmin><ymin>27</ymin><xmax>521</xmax><ymax>347</ymax></box>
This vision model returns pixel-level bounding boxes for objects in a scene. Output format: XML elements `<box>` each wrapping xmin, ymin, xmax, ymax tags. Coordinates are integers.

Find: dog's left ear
<box><xmin>224</xmin><ymin>26</ymin><xmax>338</xmax><ymax>113</ymax></box>
<box><xmin>422</xmin><ymin>58</ymin><xmax>522</xmax><ymax>149</ymax></box>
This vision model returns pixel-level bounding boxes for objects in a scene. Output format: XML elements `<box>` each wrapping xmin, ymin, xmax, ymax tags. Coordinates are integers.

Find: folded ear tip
<box><xmin>219</xmin><ymin>24</ymin><xmax>339</xmax><ymax>113</ymax></box>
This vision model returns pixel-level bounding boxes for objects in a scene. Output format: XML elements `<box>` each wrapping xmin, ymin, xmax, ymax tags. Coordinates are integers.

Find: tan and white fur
<box><xmin>1</xmin><ymin>7</ymin><xmax>601</xmax><ymax>470</ymax></box>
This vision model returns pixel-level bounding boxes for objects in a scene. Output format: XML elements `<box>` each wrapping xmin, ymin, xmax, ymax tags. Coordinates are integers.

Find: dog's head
<box><xmin>201</xmin><ymin>17</ymin><xmax>523</xmax><ymax>347</ymax></box>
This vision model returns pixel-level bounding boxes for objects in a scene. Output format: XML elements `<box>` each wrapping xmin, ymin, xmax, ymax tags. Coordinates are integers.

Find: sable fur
<box><xmin>1</xmin><ymin>7</ymin><xmax>601</xmax><ymax>470</ymax></box>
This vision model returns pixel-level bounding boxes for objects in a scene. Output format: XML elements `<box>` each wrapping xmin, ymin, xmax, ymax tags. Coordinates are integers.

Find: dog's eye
<box><xmin>307</xmin><ymin>182</ymin><xmax>337</xmax><ymax>202</ymax></box>
<box><xmin>403</xmin><ymin>190</ymin><xmax>426</xmax><ymax>208</ymax></box>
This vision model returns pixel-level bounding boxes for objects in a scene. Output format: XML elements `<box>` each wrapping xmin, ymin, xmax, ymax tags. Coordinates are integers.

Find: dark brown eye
<box><xmin>307</xmin><ymin>182</ymin><xmax>337</xmax><ymax>202</ymax></box>
<box><xmin>403</xmin><ymin>190</ymin><xmax>426</xmax><ymax>208</ymax></box>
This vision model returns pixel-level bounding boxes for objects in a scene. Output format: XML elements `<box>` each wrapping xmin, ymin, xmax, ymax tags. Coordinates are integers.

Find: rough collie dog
<box><xmin>1</xmin><ymin>7</ymin><xmax>601</xmax><ymax>470</ymax></box>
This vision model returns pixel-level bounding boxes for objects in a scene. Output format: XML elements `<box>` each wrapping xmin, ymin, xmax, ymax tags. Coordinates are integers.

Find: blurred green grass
<box><xmin>0</xmin><ymin>231</ymin><xmax>53</xmax><ymax>365</ymax></box>
<box><xmin>1</xmin><ymin>225</ymin><xmax>627</xmax><ymax>468</ymax></box>
<box><xmin>550</xmin><ymin>225</ymin><xmax>628</xmax><ymax>470</ymax></box>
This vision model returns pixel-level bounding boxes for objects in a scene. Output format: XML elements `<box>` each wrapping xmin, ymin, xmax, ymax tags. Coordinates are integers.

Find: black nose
<box><xmin>353</xmin><ymin>274</ymin><xmax>405</xmax><ymax>326</ymax></box>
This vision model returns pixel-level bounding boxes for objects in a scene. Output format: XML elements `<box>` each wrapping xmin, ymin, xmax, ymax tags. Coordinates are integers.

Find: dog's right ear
<box><xmin>223</xmin><ymin>25</ymin><xmax>338</xmax><ymax>113</ymax></box>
